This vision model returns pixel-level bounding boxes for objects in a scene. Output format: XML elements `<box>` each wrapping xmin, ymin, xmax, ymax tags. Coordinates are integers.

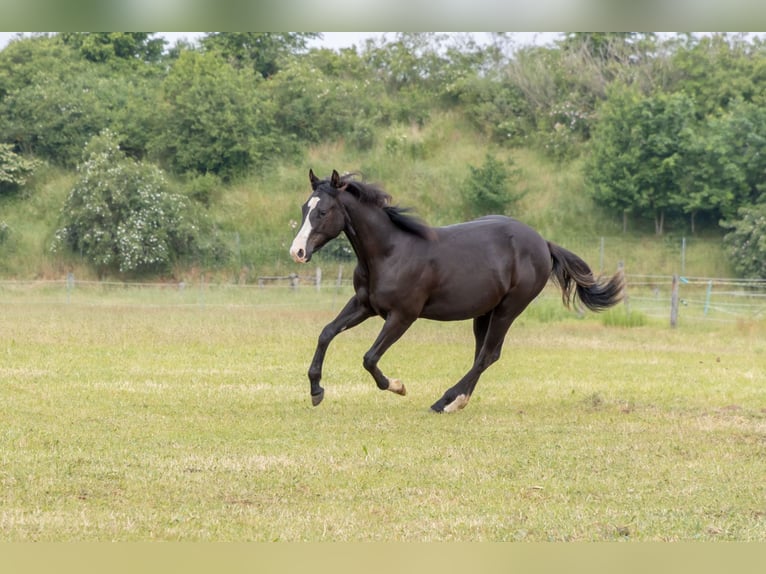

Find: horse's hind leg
<box><xmin>472</xmin><ymin>313</ymin><xmax>491</xmax><ymax>361</ymax></box>
<box><xmin>430</xmin><ymin>295</ymin><xmax>531</xmax><ymax>413</ymax></box>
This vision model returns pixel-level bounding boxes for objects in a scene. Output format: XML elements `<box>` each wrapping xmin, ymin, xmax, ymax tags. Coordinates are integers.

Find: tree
<box><xmin>0</xmin><ymin>34</ymin><xmax>76</xmax><ymax>100</ymax></box>
<box><xmin>586</xmin><ymin>85</ymin><xmax>696</xmax><ymax>234</ymax></box>
<box><xmin>0</xmin><ymin>34</ymin><xmax>166</xmax><ymax>166</ymax></box>
<box><xmin>265</xmin><ymin>50</ymin><xmax>387</xmax><ymax>147</ymax></box>
<box><xmin>200</xmin><ymin>32</ymin><xmax>319</xmax><ymax>78</ymax></box>
<box><xmin>461</xmin><ymin>153</ymin><xmax>523</xmax><ymax>217</ymax></box>
<box><xmin>61</xmin><ymin>32</ymin><xmax>166</xmax><ymax>63</ymax></box>
<box><xmin>722</xmin><ymin>203</ymin><xmax>766</xmax><ymax>278</ymax></box>
<box><xmin>52</xmin><ymin>130</ymin><xmax>207</xmax><ymax>276</ymax></box>
<box><xmin>151</xmin><ymin>50</ymin><xmax>282</xmax><ymax>180</ymax></box>
<box><xmin>667</xmin><ymin>33</ymin><xmax>766</xmax><ymax>119</ymax></box>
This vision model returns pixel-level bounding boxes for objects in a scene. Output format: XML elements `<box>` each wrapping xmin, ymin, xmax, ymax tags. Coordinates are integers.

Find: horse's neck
<box><xmin>342</xmin><ymin>198</ymin><xmax>400</xmax><ymax>266</ymax></box>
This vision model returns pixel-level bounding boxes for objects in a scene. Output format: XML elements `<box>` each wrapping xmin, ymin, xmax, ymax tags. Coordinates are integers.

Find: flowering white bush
<box><xmin>53</xmin><ymin>130</ymin><xmax>201</xmax><ymax>275</ymax></box>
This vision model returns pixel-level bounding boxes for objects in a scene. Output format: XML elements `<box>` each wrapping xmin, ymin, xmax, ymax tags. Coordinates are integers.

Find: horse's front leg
<box><xmin>308</xmin><ymin>296</ymin><xmax>373</xmax><ymax>406</ymax></box>
<box><xmin>362</xmin><ymin>312</ymin><xmax>415</xmax><ymax>397</ymax></box>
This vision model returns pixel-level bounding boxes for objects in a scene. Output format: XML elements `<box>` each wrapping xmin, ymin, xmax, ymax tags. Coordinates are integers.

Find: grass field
<box><xmin>1</xmin><ymin>286</ymin><xmax>765</xmax><ymax>541</ymax></box>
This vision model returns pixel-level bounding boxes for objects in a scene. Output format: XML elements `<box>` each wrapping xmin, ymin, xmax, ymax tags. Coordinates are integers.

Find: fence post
<box><xmin>316</xmin><ymin>267</ymin><xmax>322</xmax><ymax>292</ymax></box>
<box><xmin>704</xmin><ymin>280</ymin><xmax>713</xmax><ymax>316</ymax></box>
<box><xmin>599</xmin><ymin>237</ymin><xmax>605</xmax><ymax>273</ymax></box>
<box><xmin>618</xmin><ymin>261</ymin><xmax>630</xmax><ymax>314</ymax></box>
<box><xmin>670</xmin><ymin>274</ymin><xmax>679</xmax><ymax>328</ymax></box>
<box><xmin>336</xmin><ymin>265</ymin><xmax>343</xmax><ymax>291</ymax></box>
<box><xmin>66</xmin><ymin>272</ymin><xmax>74</xmax><ymax>304</ymax></box>
<box><xmin>681</xmin><ymin>237</ymin><xmax>686</xmax><ymax>276</ymax></box>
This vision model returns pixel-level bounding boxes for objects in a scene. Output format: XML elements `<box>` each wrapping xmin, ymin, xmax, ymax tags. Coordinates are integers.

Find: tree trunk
<box><xmin>654</xmin><ymin>210</ymin><xmax>665</xmax><ymax>235</ymax></box>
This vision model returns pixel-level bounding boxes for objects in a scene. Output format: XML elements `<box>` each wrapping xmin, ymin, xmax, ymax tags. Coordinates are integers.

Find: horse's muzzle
<box><xmin>289</xmin><ymin>245</ymin><xmax>311</xmax><ymax>263</ymax></box>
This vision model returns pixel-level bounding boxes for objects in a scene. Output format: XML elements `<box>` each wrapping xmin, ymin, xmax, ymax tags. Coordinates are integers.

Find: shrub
<box><xmin>722</xmin><ymin>203</ymin><xmax>766</xmax><ymax>279</ymax></box>
<box><xmin>0</xmin><ymin>143</ymin><xmax>40</xmax><ymax>195</ymax></box>
<box><xmin>460</xmin><ymin>153</ymin><xmax>523</xmax><ymax>217</ymax></box>
<box><xmin>52</xmin><ymin>130</ymin><xmax>215</xmax><ymax>276</ymax></box>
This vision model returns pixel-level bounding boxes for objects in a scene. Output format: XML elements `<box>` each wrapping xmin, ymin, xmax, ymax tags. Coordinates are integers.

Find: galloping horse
<box><xmin>290</xmin><ymin>170</ymin><xmax>624</xmax><ymax>413</ymax></box>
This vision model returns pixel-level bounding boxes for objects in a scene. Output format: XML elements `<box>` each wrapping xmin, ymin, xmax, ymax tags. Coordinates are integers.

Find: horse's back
<box><xmin>418</xmin><ymin>216</ymin><xmax>552</xmax><ymax>320</ymax></box>
<box><xmin>435</xmin><ymin>216</ymin><xmax>549</xmax><ymax>262</ymax></box>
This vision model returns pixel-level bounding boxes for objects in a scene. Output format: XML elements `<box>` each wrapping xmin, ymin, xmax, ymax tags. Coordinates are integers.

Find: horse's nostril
<box><xmin>297</xmin><ymin>248</ymin><xmax>305</xmax><ymax>259</ymax></box>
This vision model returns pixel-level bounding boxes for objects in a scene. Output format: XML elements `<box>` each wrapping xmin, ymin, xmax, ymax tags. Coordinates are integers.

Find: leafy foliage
<box><xmin>61</xmin><ymin>32</ymin><xmax>166</xmax><ymax>63</ymax></box>
<box><xmin>53</xmin><ymin>131</ymin><xmax>219</xmax><ymax>276</ymax></box>
<box><xmin>461</xmin><ymin>153</ymin><xmax>523</xmax><ymax>217</ymax></box>
<box><xmin>152</xmin><ymin>50</ymin><xmax>283</xmax><ymax>181</ymax></box>
<box><xmin>2</xmin><ymin>32</ymin><xmax>766</xmax><ymax>278</ymax></box>
<box><xmin>722</xmin><ymin>203</ymin><xmax>766</xmax><ymax>279</ymax></box>
<box><xmin>0</xmin><ymin>143</ymin><xmax>39</xmax><ymax>194</ymax></box>
<box><xmin>266</xmin><ymin>52</ymin><xmax>385</xmax><ymax>147</ymax></box>
<box><xmin>585</xmin><ymin>85</ymin><xmax>696</xmax><ymax>234</ymax></box>
<box><xmin>200</xmin><ymin>32</ymin><xmax>319</xmax><ymax>77</ymax></box>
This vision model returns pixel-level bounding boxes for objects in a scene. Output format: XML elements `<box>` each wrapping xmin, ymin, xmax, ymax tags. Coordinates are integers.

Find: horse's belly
<box><xmin>419</xmin><ymin>273</ymin><xmax>508</xmax><ymax>320</ymax></box>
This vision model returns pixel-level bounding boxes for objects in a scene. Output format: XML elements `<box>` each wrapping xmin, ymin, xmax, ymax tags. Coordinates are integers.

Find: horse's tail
<box><xmin>548</xmin><ymin>242</ymin><xmax>624</xmax><ymax>312</ymax></box>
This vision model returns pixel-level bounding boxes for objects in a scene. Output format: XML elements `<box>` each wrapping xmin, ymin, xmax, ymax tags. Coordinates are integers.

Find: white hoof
<box><xmin>443</xmin><ymin>394</ymin><xmax>469</xmax><ymax>413</ymax></box>
<box><xmin>387</xmin><ymin>378</ymin><xmax>407</xmax><ymax>396</ymax></box>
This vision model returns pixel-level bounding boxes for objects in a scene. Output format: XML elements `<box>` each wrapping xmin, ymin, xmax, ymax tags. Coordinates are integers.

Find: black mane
<box><xmin>339</xmin><ymin>173</ymin><xmax>435</xmax><ymax>241</ymax></box>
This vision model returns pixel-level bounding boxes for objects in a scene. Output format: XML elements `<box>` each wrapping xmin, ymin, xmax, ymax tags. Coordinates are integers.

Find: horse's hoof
<box><xmin>311</xmin><ymin>388</ymin><xmax>324</xmax><ymax>406</ymax></box>
<box><xmin>388</xmin><ymin>378</ymin><xmax>407</xmax><ymax>396</ymax></box>
<box><xmin>443</xmin><ymin>394</ymin><xmax>469</xmax><ymax>413</ymax></box>
<box><xmin>430</xmin><ymin>394</ymin><xmax>468</xmax><ymax>414</ymax></box>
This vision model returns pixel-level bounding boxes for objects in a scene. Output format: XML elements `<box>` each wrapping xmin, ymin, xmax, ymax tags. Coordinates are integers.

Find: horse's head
<box><xmin>290</xmin><ymin>169</ymin><xmax>349</xmax><ymax>263</ymax></box>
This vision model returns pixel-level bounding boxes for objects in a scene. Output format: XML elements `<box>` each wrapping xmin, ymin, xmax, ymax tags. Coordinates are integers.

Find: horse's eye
<box><xmin>317</xmin><ymin>208</ymin><xmax>328</xmax><ymax>217</ymax></box>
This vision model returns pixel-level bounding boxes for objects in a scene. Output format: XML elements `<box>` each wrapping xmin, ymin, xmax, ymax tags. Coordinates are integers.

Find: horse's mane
<box><xmin>339</xmin><ymin>173</ymin><xmax>435</xmax><ymax>241</ymax></box>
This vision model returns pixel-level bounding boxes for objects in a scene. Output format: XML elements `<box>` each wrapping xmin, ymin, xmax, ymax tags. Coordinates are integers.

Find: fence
<box><xmin>625</xmin><ymin>274</ymin><xmax>766</xmax><ymax>324</ymax></box>
<box><xmin>1</xmin><ymin>268</ymin><xmax>764</xmax><ymax>326</ymax></box>
<box><xmin>205</xmin><ymin>232</ymin><xmax>732</xmax><ymax>280</ymax></box>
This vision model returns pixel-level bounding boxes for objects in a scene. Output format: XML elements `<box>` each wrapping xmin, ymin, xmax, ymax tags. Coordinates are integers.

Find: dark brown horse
<box><xmin>290</xmin><ymin>170</ymin><xmax>624</xmax><ymax>413</ymax></box>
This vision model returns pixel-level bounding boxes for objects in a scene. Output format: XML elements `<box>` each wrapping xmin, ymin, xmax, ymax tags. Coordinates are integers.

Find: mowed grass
<box><xmin>1</xmin><ymin>287</ymin><xmax>765</xmax><ymax>541</ymax></box>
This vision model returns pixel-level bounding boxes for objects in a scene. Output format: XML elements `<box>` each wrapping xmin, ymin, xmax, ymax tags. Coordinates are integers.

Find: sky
<box><xmin>0</xmin><ymin>31</ymin><xmax>561</xmax><ymax>52</ymax></box>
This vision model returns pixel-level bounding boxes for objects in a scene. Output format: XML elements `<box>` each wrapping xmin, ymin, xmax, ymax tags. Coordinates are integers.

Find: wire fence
<box><xmin>187</xmin><ymin>231</ymin><xmax>732</xmax><ymax>280</ymax></box>
<box><xmin>1</xmin><ymin>268</ymin><xmax>764</xmax><ymax>326</ymax></box>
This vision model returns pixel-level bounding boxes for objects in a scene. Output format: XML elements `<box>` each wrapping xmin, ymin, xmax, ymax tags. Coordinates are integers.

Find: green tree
<box><xmin>677</xmin><ymin>100</ymin><xmax>766</xmax><ymax>232</ymax></box>
<box><xmin>461</xmin><ymin>153</ymin><xmax>523</xmax><ymax>217</ymax></box>
<box><xmin>200</xmin><ymin>32</ymin><xmax>319</xmax><ymax>78</ymax></box>
<box><xmin>53</xmin><ymin>130</ymin><xmax>208</xmax><ymax>276</ymax></box>
<box><xmin>152</xmin><ymin>50</ymin><xmax>282</xmax><ymax>180</ymax></box>
<box><xmin>61</xmin><ymin>32</ymin><xmax>166</xmax><ymax>63</ymax></box>
<box><xmin>667</xmin><ymin>33</ymin><xmax>766</xmax><ymax>119</ymax></box>
<box><xmin>0</xmin><ymin>34</ymin><xmax>164</xmax><ymax>165</ymax></box>
<box><xmin>722</xmin><ymin>203</ymin><xmax>766</xmax><ymax>278</ymax></box>
<box><xmin>586</xmin><ymin>85</ymin><xmax>696</xmax><ymax>234</ymax></box>
<box><xmin>0</xmin><ymin>34</ymin><xmax>77</xmax><ymax>99</ymax></box>
<box><xmin>266</xmin><ymin>50</ymin><xmax>387</xmax><ymax>147</ymax></box>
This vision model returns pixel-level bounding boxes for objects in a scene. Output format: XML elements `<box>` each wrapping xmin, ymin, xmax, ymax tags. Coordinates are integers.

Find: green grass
<box><xmin>1</xmin><ymin>287</ymin><xmax>765</xmax><ymax>541</ymax></box>
<box><xmin>0</xmin><ymin>111</ymin><xmax>735</xmax><ymax>280</ymax></box>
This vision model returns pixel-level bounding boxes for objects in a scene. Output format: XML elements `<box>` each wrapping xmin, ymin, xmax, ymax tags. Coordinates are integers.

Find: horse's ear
<box><xmin>331</xmin><ymin>169</ymin><xmax>341</xmax><ymax>189</ymax></box>
<box><xmin>309</xmin><ymin>169</ymin><xmax>320</xmax><ymax>189</ymax></box>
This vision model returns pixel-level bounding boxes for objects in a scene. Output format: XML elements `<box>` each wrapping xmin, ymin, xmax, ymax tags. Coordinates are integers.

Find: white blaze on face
<box><xmin>290</xmin><ymin>196</ymin><xmax>320</xmax><ymax>263</ymax></box>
